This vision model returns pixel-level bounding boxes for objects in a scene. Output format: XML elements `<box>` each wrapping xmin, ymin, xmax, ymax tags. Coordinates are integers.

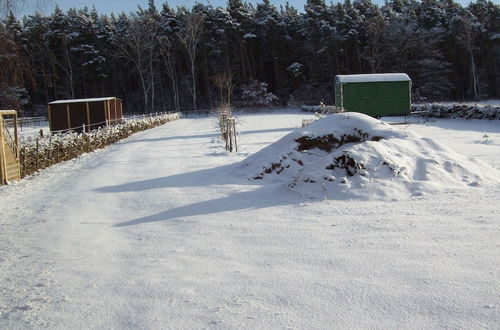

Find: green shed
<box><xmin>335</xmin><ymin>73</ymin><xmax>411</xmax><ymax>117</ymax></box>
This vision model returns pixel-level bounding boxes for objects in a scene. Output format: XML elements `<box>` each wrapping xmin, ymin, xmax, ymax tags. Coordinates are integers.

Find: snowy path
<box><xmin>1</xmin><ymin>112</ymin><xmax>499</xmax><ymax>328</ymax></box>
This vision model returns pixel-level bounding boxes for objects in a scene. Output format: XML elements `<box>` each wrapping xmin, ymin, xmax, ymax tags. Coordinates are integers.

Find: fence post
<box><xmin>221</xmin><ymin>113</ymin><xmax>227</xmax><ymax>139</ymax></box>
<box><xmin>21</xmin><ymin>146</ymin><xmax>25</xmax><ymax>177</ymax></box>
<box><xmin>48</xmin><ymin>136</ymin><xmax>52</xmax><ymax>165</ymax></box>
<box><xmin>35</xmin><ymin>138</ymin><xmax>39</xmax><ymax>172</ymax></box>
<box><xmin>228</xmin><ymin>119</ymin><xmax>232</xmax><ymax>151</ymax></box>
<box><xmin>232</xmin><ymin>119</ymin><xmax>237</xmax><ymax>152</ymax></box>
<box><xmin>225</xmin><ymin>119</ymin><xmax>228</xmax><ymax>150</ymax></box>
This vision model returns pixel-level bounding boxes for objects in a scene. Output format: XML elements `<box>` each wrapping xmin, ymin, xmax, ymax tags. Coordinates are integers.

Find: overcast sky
<box><xmin>21</xmin><ymin>0</ymin><xmax>475</xmax><ymax>16</ymax></box>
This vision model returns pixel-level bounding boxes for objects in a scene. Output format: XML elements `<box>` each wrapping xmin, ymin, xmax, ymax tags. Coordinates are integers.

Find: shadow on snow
<box><xmin>113</xmin><ymin>186</ymin><xmax>291</xmax><ymax>227</ymax></box>
<box><xmin>121</xmin><ymin>132</ymin><xmax>220</xmax><ymax>144</ymax></box>
<box><xmin>95</xmin><ymin>164</ymin><xmax>243</xmax><ymax>192</ymax></box>
<box><xmin>95</xmin><ymin>125</ymin><xmax>306</xmax><ymax>226</ymax></box>
<box><xmin>95</xmin><ymin>164</ymin><xmax>297</xmax><ymax>227</ymax></box>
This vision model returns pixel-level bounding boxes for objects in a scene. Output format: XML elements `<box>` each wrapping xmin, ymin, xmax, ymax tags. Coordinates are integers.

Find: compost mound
<box><xmin>238</xmin><ymin>112</ymin><xmax>499</xmax><ymax>200</ymax></box>
<box><xmin>295</xmin><ymin>130</ymin><xmax>382</xmax><ymax>153</ymax></box>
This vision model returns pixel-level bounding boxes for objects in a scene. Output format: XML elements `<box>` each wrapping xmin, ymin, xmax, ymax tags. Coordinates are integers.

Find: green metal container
<box><xmin>335</xmin><ymin>73</ymin><xmax>411</xmax><ymax>117</ymax></box>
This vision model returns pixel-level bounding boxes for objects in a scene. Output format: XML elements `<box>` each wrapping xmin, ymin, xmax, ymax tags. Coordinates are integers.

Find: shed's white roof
<box><xmin>49</xmin><ymin>97</ymin><xmax>116</xmax><ymax>105</ymax></box>
<box><xmin>335</xmin><ymin>73</ymin><xmax>411</xmax><ymax>83</ymax></box>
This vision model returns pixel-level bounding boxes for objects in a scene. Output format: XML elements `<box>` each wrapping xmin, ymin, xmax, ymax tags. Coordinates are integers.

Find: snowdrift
<box><xmin>237</xmin><ymin>112</ymin><xmax>500</xmax><ymax>200</ymax></box>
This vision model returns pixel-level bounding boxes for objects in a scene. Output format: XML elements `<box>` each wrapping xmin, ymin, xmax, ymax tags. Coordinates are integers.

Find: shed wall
<box><xmin>107</xmin><ymin>99</ymin><xmax>123</xmax><ymax>123</ymax></box>
<box><xmin>49</xmin><ymin>104</ymin><xmax>70</xmax><ymax>132</ymax></box>
<box><xmin>69</xmin><ymin>103</ymin><xmax>87</xmax><ymax>131</ymax></box>
<box><xmin>88</xmin><ymin>102</ymin><xmax>106</xmax><ymax>129</ymax></box>
<box><xmin>49</xmin><ymin>98</ymin><xmax>122</xmax><ymax>133</ymax></box>
<box><xmin>117</xmin><ymin>99</ymin><xmax>123</xmax><ymax>119</ymax></box>
<box><xmin>109</xmin><ymin>99</ymin><xmax>116</xmax><ymax>122</ymax></box>
<box><xmin>337</xmin><ymin>81</ymin><xmax>410</xmax><ymax>116</ymax></box>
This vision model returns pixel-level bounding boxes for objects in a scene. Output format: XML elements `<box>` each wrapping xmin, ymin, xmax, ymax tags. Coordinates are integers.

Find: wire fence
<box><xmin>49</xmin><ymin>119</ymin><xmax>112</xmax><ymax>134</ymax></box>
<box><xmin>19</xmin><ymin>112</ymin><xmax>179</xmax><ymax>178</ymax></box>
<box><xmin>4</xmin><ymin>116</ymin><xmax>47</xmax><ymax>132</ymax></box>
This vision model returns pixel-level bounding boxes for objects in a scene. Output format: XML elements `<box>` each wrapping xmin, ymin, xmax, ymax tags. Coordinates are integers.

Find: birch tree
<box><xmin>158</xmin><ymin>36</ymin><xmax>180</xmax><ymax>111</ymax></box>
<box><xmin>113</xmin><ymin>11</ymin><xmax>159</xmax><ymax>113</ymax></box>
<box><xmin>177</xmin><ymin>13</ymin><xmax>203</xmax><ymax>110</ymax></box>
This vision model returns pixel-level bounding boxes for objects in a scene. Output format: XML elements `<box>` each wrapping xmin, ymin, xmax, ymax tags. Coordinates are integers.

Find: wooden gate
<box><xmin>0</xmin><ymin>110</ymin><xmax>20</xmax><ymax>185</ymax></box>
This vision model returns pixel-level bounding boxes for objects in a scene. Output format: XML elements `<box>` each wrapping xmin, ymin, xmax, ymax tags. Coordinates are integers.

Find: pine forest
<box><xmin>0</xmin><ymin>0</ymin><xmax>499</xmax><ymax>115</ymax></box>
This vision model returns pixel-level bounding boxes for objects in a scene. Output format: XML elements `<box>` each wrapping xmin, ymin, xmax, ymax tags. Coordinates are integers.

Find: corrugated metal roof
<box><xmin>335</xmin><ymin>73</ymin><xmax>411</xmax><ymax>83</ymax></box>
<box><xmin>48</xmin><ymin>97</ymin><xmax>116</xmax><ymax>105</ymax></box>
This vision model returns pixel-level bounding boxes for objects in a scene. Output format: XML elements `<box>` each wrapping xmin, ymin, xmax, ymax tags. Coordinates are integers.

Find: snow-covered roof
<box><xmin>335</xmin><ymin>73</ymin><xmax>411</xmax><ymax>83</ymax></box>
<box><xmin>49</xmin><ymin>97</ymin><xmax>117</xmax><ymax>105</ymax></box>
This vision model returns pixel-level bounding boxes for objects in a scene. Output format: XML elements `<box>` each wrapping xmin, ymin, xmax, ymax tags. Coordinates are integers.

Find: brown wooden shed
<box><xmin>48</xmin><ymin>97</ymin><xmax>123</xmax><ymax>133</ymax></box>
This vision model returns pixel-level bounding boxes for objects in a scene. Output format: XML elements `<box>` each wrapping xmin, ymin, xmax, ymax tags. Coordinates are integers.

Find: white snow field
<box><xmin>237</xmin><ymin>113</ymin><xmax>499</xmax><ymax>200</ymax></box>
<box><xmin>1</xmin><ymin>111</ymin><xmax>499</xmax><ymax>329</ymax></box>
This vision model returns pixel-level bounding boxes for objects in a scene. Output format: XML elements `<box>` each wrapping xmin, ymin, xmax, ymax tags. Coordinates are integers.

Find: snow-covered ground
<box><xmin>15</xmin><ymin>121</ymin><xmax>49</xmax><ymax>139</ymax></box>
<box><xmin>1</xmin><ymin>111</ymin><xmax>499</xmax><ymax>328</ymax></box>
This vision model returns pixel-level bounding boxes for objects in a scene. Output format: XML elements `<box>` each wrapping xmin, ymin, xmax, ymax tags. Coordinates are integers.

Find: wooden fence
<box><xmin>19</xmin><ymin>112</ymin><xmax>179</xmax><ymax>178</ymax></box>
<box><xmin>0</xmin><ymin>110</ymin><xmax>21</xmax><ymax>185</ymax></box>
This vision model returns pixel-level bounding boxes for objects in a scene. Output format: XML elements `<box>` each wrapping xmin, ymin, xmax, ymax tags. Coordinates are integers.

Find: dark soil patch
<box><xmin>295</xmin><ymin>130</ymin><xmax>382</xmax><ymax>153</ymax></box>
<box><xmin>253</xmin><ymin>129</ymin><xmax>383</xmax><ymax>181</ymax></box>
<box><xmin>264</xmin><ymin>162</ymin><xmax>282</xmax><ymax>174</ymax></box>
<box><xmin>254</xmin><ymin>152</ymin><xmax>305</xmax><ymax>179</ymax></box>
<box><xmin>326</xmin><ymin>154</ymin><xmax>366</xmax><ymax>176</ymax></box>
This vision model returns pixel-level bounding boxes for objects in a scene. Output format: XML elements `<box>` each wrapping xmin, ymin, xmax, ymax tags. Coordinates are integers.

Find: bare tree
<box><xmin>158</xmin><ymin>36</ymin><xmax>180</xmax><ymax>111</ymax></box>
<box><xmin>0</xmin><ymin>20</ymin><xmax>30</xmax><ymax>109</ymax></box>
<box><xmin>212</xmin><ymin>71</ymin><xmax>234</xmax><ymax>107</ymax></box>
<box><xmin>0</xmin><ymin>0</ymin><xmax>46</xmax><ymax>17</ymax></box>
<box><xmin>458</xmin><ymin>14</ymin><xmax>480</xmax><ymax>101</ymax></box>
<box><xmin>212</xmin><ymin>71</ymin><xmax>234</xmax><ymax>136</ymax></box>
<box><xmin>177</xmin><ymin>13</ymin><xmax>203</xmax><ymax>110</ymax></box>
<box><xmin>47</xmin><ymin>33</ymin><xmax>75</xmax><ymax>98</ymax></box>
<box><xmin>1</xmin><ymin>0</ymin><xmax>22</xmax><ymax>16</ymax></box>
<box><xmin>113</xmin><ymin>13</ymin><xmax>159</xmax><ymax>113</ymax></box>
<box><xmin>362</xmin><ymin>14</ymin><xmax>388</xmax><ymax>73</ymax></box>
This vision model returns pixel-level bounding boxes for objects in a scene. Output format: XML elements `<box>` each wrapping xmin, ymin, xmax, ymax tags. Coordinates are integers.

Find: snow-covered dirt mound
<box><xmin>238</xmin><ymin>112</ymin><xmax>500</xmax><ymax>200</ymax></box>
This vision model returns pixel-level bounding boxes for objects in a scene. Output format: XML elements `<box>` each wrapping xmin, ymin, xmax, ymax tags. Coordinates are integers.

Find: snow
<box><xmin>17</xmin><ymin>122</ymin><xmax>49</xmax><ymax>139</ymax></box>
<box><xmin>238</xmin><ymin>112</ymin><xmax>499</xmax><ymax>200</ymax></box>
<box><xmin>48</xmin><ymin>97</ymin><xmax>117</xmax><ymax>104</ymax></box>
<box><xmin>1</xmin><ymin>110</ymin><xmax>499</xmax><ymax>328</ymax></box>
<box><xmin>243</xmin><ymin>33</ymin><xmax>257</xmax><ymax>39</ymax></box>
<box><xmin>287</xmin><ymin>62</ymin><xmax>303</xmax><ymax>77</ymax></box>
<box><xmin>336</xmin><ymin>73</ymin><xmax>411</xmax><ymax>83</ymax></box>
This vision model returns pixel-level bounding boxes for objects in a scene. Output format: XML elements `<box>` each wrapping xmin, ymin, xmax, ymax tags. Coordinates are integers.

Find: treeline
<box><xmin>0</xmin><ymin>0</ymin><xmax>499</xmax><ymax>115</ymax></box>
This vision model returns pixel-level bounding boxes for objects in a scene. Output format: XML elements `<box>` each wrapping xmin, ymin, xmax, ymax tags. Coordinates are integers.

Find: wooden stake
<box><xmin>35</xmin><ymin>138</ymin><xmax>39</xmax><ymax>172</ymax></box>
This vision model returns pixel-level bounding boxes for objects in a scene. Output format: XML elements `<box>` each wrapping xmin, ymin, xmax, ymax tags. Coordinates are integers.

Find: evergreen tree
<box><xmin>2</xmin><ymin>0</ymin><xmax>496</xmax><ymax>114</ymax></box>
